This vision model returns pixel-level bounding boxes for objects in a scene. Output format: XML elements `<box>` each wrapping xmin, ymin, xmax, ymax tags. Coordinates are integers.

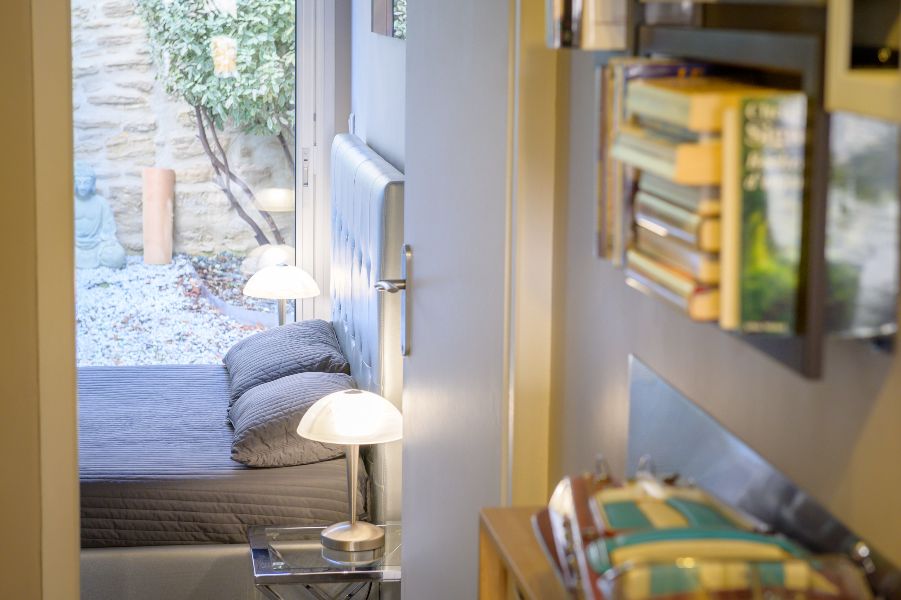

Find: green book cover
<box><xmin>738</xmin><ymin>94</ymin><xmax>807</xmax><ymax>334</ymax></box>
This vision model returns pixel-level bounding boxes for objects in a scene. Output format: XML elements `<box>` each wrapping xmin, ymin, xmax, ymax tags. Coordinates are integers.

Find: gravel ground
<box><xmin>76</xmin><ymin>254</ymin><xmax>267</xmax><ymax>366</ymax></box>
<box><xmin>189</xmin><ymin>252</ymin><xmax>274</xmax><ymax>312</ymax></box>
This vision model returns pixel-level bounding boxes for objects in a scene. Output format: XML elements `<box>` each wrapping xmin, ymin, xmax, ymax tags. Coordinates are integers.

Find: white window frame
<box><xmin>296</xmin><ymin>0</ymin><xmax>350</xmax><ymax>322</ymax></box>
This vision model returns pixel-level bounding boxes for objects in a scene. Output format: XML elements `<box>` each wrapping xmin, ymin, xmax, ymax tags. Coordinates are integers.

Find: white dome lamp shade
<box><xmin>240</xmin><ymin>244</ymin><xmax>296</xmax><ymax>276</ymax></box>
<box><xmin>254</xmin><ymin>188</ymin><xmax>295</xmax><ymax>213</ymax></box>
<box><xmin>297</xmin><ymin>389</ymin><xmax>403</xmax><ymax>564</ymax></box>
<box><xmin>243</xmin><ymin>264</ymin><xmax>321</xmax><ymax>326</ymax></box>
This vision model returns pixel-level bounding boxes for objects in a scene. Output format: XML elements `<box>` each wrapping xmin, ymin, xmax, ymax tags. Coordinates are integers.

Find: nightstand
<box><xmin>249</xmin><ymin>523</ymin><xmax>401</xmax><ymax>600</ymax></box>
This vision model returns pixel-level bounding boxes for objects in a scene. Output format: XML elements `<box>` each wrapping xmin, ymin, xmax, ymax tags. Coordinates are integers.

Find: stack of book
<box><xmin>597</xmin><ymin>58</ymin><xmax>708</xmax><ymax>265</ymax></box>
<box><xmin>607</xmin><ymin>72</ymin><xmax>807</xmax><ymax>332</ymax></box>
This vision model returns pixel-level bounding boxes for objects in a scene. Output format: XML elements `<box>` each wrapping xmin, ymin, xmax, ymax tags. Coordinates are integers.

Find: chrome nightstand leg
<box><xmin>261</xmin><ymin>581</ymin><xmax>376</xmax><ymax>600</ymax></box>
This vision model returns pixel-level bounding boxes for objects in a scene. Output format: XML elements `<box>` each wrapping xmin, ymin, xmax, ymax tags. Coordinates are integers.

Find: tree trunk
<box><xmin>194</xmin><ymin>105</ymin><xmax>272</xmax><ymax>246</ymax></box>
<box><xmin>194</xmin><ymin>105</ymin><xmax>288</xmax><ymax>247</ymax></box>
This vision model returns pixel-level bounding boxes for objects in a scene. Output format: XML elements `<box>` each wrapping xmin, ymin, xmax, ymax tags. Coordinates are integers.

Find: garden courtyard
<box><xmin>76</xmin><ymin>254</ymin><xmax>283</xmax><ymax>366</ymax></box>
<box><xmin>73</xmin><ymin>0</ymin><xmax>299</xmax><ymax>367</ymax></box>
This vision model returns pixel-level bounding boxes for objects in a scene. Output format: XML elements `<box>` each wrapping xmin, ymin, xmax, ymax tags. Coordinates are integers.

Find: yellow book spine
<box><xmin>719</xmin><ymin>104</ymin><xmax>741</xmax><ymax>330</ymax></box>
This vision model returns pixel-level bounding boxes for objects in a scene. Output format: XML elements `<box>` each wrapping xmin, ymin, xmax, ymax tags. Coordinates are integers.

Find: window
<box><xmin>73</xmin><ymin>0</ymin><xmax>298</xmax><ymax>366</ymax></box>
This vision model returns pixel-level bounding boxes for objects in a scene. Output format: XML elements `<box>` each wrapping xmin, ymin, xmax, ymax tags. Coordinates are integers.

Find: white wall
<box><xmin>552</xmin><ymin>51</ymin><xmax>901</xmax><ymax>564</ymax></box>
<box><xmin>351</xmin><ymin>0</ymin><xmax>406</xmax><ymax>171</ymax></box>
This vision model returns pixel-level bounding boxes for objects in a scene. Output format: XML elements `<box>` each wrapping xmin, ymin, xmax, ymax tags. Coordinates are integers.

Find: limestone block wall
<box><xmin>71</xmin><ymin>0</ymin><xmax>295</xmax><ymax>256</ymax></box>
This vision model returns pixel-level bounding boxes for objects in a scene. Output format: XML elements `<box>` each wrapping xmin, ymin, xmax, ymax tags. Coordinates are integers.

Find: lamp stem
<box><xmin>346</xmin><ymin>444</ymin><xmax>359</xmax><ymax>526</ymax></box>
<box><xmin>277</xmin><ymin>298</ymin><xmax>287</xmax><ymax>326</ymax></box>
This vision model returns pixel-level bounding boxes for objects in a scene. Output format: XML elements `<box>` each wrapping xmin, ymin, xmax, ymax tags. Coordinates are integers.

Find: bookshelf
<box><xmin>637</xmin><ymin>0</ymin><xmax>826</xmax><ymax>4</ymax></box>
<box><xmin>825</xmin><ymin>0</ymin><xmax>900</xmax><ymax>123</ymax></box>
<box><xmin>610</xmin><ymin>0</ymin><xmax>898</xmax><ymax>379</ymax></box>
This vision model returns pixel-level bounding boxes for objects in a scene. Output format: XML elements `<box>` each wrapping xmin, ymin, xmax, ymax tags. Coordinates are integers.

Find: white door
<box><xmin>401</xmin><ymin>1</ymin><xmax>514</xmax><ymax>598</ymax></box>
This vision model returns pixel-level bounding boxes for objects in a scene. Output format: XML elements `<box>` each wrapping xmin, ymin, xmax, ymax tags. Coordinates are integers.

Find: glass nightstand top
<box><xmin>249</xmin><ymin>523</ymin><xmax>401</xmax><ymax>585</ymax></box>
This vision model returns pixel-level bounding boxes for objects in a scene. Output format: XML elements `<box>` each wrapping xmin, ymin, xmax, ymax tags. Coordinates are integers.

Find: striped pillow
<box><xmin>230</xmin><ymin>371</ymin><xmax>355</xmax><ymax>467</ymax></box>
<box><xmin>223</xmin><ymin>319</ymin><xmax>350</xmax><ymax>407</ymax></box>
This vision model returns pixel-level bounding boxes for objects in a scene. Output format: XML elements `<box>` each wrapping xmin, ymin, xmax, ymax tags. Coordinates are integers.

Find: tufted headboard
<box><xmin>330</xmin><ymin>133</ymin><xmax>404</xmax><ymax>523</ymax></box>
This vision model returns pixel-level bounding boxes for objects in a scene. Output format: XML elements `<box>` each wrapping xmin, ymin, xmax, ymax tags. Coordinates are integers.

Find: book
<box><xmin>636</xmin><ymin>224</ymin><xmax>720</xmax><ymax>284</ymax></box>
<box><xmin>626</xmin><ymin>77</ymin><xmax>767</xmax><ymax>133</ymax></box>
<box><xmin>638</xmin><ymin>172</ymin><xmax>720</xmax><ymax>217</ymax></box>
<box><xmin>598</xmin><ymin>58</ymin><xmax>709</xmax><ymax>265</ymax></box>
<box><xmin>626</xmin><ymin>249</ymin><xmax>720</xmax><ymax>321</ymax></box>
<box><xmin>634</xmin><ymin>190</ymin><xmax>721</xmax><ymax>251</ymax></box>
<box><xmin>719</xmin><ymin>91</ymin><xmax>807</xmax><ymax>334</ymax></box>
<box><xmin>825</xmin><ymin>112</ymin><xmax>900</xmax><ymax>338</ymax></box>
<box><xmin>612</xmin><ymin>123</ymin><xmax>722</xmax><ymax>185</ymax></box>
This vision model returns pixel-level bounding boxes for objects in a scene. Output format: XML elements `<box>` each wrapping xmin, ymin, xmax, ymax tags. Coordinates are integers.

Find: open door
<box><xmin>401</xmin><ymin>1</ymin><xmax>514</xmax><ymax>598</ymax></box>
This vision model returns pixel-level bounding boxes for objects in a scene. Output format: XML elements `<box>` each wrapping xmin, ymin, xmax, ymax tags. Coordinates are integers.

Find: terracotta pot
<box><xmin>142</xmin><ymin>167</ymin><xmax>175</xmax><ymax>265</ymax></box>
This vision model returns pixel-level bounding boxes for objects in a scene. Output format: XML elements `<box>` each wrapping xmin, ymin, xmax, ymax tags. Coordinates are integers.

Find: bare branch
<box><xmin>194</xmin><ymin>105</ymin><xmax>271</xmax><ymax>246</ymax></box>
<box><xmin>202</xmin><ymin>108</ymin><xmax>286</xmax><ymax>245</ymax></box>
<box><xmin>277</xmin><ymin>131</ymin><xmax>296</xmax><ymax>173</ymax></box>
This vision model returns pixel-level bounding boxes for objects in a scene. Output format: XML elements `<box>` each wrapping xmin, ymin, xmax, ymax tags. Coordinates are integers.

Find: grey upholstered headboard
<box><xmin>330</xmin><ymin>133</ymin><xmax>404</xmax><ymax>522</ymax></box>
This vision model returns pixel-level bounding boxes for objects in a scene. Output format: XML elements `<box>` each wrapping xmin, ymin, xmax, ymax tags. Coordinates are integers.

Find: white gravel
<box><xmin>76</xmin><ymin>255</ymin><xmax>264</xmax><ymax>366</ymax></box>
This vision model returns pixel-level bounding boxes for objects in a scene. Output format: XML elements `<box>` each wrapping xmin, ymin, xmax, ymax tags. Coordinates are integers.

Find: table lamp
<box><xmin>254</xmin><ymin>188</ymin><xmax>295</xmax><ymax>213</ymax></box>
<box><xmin>297</xmin><ymin>389</ymin><xmax>403</xmax><ymax>565</ymax></box>
<box><xmin>243</xmin><ymin>264</ymin><xmax>320</xmax><ymax>326</ymax></box>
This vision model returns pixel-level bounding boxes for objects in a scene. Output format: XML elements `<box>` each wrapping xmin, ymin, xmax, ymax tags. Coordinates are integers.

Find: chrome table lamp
<box><xmin>297</xmin><ymin>389</ymin><xmax>402</xmax><ymax>565</ymax></box>
<box><xmin>243</xmin><ymin>264</ymin><xmax>320</xmax><ymax>326</ymax></box>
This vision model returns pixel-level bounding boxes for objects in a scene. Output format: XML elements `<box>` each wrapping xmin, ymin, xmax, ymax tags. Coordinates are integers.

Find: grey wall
<box><xmin>351</xmin><ymin>0</ymin><xmax>405</xmax><ymax>171</ymax></box>
<box><xmin>552</xmin><ymin>51</ymin><xmax>901</xmax><ymax>563</ymax></box>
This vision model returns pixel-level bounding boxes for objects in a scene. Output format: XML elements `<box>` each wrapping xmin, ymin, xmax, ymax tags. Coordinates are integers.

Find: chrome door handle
<box><xmin>374</xmin><ymin>279</ymin><xmax>406</xmax><ymax>293</ymax></box>
<box><xmin>372</xmin><ymin>245</ymin><xmax>411</xmax><ymax>356</ymax></box>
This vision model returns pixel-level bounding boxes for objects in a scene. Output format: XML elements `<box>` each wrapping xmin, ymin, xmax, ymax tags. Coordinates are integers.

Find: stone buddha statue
<box><xmin>75</xmin><ymin>163</ymin><xmax>126</xmax><ymax>270</ymax></box>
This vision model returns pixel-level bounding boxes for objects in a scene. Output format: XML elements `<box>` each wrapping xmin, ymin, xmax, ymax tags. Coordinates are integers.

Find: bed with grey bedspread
<box><xmin>79</xmin><ymin>364</ymin><xmax>365</xmax><ymax>548</ymax></box>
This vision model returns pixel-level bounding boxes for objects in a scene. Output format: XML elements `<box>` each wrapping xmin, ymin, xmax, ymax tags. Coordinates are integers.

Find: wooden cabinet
<box><xmin>478</xmin><ymin>507</ymin><xmax>568</xmax><ymax>600</ymax></box>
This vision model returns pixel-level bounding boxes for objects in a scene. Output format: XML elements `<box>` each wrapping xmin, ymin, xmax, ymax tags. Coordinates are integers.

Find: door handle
<box><xmin>373</xmin><ymin>245</ymin><xmax>411</xmax><ymax>356</ymax></box>
<box><xmin>374</xmin><ymin>279</ymin><xmax>406</xmax><ymax>293</ymax></box>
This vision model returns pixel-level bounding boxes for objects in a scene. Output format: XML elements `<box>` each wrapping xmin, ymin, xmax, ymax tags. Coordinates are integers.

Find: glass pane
<box><xmin>72</xmin><ymin>0</ymin><xmax>297</xmax><ymax>366</ymax></box>
<box><xmin>258</xmin><ymin>524</ymin><xmax>402</xmax><ymax>575</ymax></box>
<box><xmin>825</xmin><ymin>112</ymin><xmax>899</xmax><ymax>338</ymax></box>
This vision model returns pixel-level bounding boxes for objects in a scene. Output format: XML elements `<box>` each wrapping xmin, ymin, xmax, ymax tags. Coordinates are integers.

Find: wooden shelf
<box><xmin>640</xmin><ymin>0</ymin><xmax>825</xmax><ymax>5</ymax></box>
<box><xmin>637</xmin><ymin>26</ymin><xmax>824</xmax><ymax>97</ymax></box>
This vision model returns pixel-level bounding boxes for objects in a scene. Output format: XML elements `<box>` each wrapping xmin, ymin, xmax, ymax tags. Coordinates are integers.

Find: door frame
<box><xmin>296</xmin><ymin>0</ymin><xmax>351</xmax><ymax>322</ymax></box>
<box><xmin>4</xmin><ymin>0</ymin><xmax>80</xmax><ymax>596</ymax></box>
<box><xmin>506</xmin><ymin>0</ymin><xmax>567</xmax><ymax>506</ymax></box>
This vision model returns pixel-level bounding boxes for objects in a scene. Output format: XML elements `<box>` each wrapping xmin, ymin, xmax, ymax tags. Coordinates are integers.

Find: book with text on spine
<box><xmin>612</xmin><ymin>123</ymin><xmax>722</xmax><ymax>186</ymax></box>
<box><xmin>720</xmin><ymin>92</ymin><xmax>807</xmax><ymax>334</ymax></box>
<box><xmin>626</xmin><ymin>249</ymin><xmax>720</xmax><ymax>321</ymax></box>
<box><xmin>598</xmin><ymin>59</ymin><xmax>709</xmax><ymax>265</ymax></box>
<box><xmin>635</xmin><ymin>224</ymin><xmax>720</xmax><ymax>285</ymax></box>
<box><xmin>634</xmin><ymin>190</ymin><xmax>721</xmax><ymax>252</ymax></box>
<box><xmin>638</xmin><ymin>172</ymin><xmax>720</xmax><ymax>218</ymax></box>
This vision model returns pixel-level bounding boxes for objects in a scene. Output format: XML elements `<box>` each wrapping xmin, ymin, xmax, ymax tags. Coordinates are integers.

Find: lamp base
<box><xmin>320</xmin><ymin>521</ymin><xmax>385</xmax><ymax>565</ymax></box>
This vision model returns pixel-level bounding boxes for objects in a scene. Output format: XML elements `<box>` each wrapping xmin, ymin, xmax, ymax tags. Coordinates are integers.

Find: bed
<box><xmin>80</xmin><ymin>133</ymin><xmax>404</xmax><ymax>599</ymax></box>
<box><xmin>79</xmin><ymin>364</ymin><xmax>365</xmax><ymax>548</ymax></box>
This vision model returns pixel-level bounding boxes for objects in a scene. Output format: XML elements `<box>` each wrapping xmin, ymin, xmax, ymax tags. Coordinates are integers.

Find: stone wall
<box><xmin>72</xmin><ymin>0</ymin><xmax>295</xmax><ymax>256</ymax></box>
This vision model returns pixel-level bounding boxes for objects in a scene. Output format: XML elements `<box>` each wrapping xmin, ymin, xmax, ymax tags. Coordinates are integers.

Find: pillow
<box><xmin>223</xmin><ymin>319</ymin><xmax>349</xmax><ymax>406</ymax></box>
<box><xmin>230</xmin><ymin>371</ymin><xmax>355</xmax><ymax>467</ymax></box>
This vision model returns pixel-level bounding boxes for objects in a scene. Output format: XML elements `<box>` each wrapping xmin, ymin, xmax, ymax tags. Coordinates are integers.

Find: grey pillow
<box><xmin>230</xmin><ymin>372</ymin><xmax>355</xmax><ymax>467</ymax></box>
<box><xmin>223</xmin><ymin>319</ymin><xmax>349</xmax><ymax>406</ymax></box>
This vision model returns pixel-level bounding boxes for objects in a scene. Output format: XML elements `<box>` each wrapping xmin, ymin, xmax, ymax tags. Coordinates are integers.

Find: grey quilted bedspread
<box><xmin>78</xmin><ymin>365</ymin><xmax>365</xmax><ymax>548</ymax></box>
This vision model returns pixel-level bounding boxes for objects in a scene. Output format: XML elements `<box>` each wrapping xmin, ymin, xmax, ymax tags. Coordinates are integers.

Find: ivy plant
<box><xmin>136</xmin><ymin>0</ymin><xmax>296</xmax><ymax>246</ymax></box>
